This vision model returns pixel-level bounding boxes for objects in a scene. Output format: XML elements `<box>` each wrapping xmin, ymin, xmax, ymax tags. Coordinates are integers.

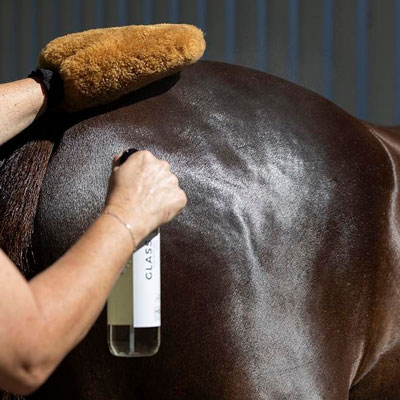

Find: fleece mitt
<box><xmin>37</xmin><ymin>23</ymin><xmax>206</xmax><ymax>112</ymax></box>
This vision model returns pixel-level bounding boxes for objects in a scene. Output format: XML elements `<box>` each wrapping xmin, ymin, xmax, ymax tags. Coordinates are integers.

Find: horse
<box><xmin>1</xmin><ymin>60</ymin><xmax>400</xmax><ymax>399</ymax></box>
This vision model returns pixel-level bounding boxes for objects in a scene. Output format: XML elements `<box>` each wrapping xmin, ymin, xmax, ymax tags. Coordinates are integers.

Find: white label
<box><xmin>133</xmin><ymin>232</ymin><xmax>161</xmax><ymax>327</ymax></box>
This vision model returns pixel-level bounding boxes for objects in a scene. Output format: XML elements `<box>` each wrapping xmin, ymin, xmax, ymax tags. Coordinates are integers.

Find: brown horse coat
<box><xmin>1</xmin><ymin>61</ymin><xmax>400</xmax><ymax>399</ymax></box>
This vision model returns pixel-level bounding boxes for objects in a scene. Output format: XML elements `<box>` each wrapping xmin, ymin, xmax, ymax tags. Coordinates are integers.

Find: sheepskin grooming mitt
<box><xmin>38</xmin><ymin>23</ymin><xmax>206</xmax><ymax>112</ymax></box>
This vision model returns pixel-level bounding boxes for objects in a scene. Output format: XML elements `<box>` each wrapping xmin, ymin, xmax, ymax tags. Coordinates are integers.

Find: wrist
<box><xmin>27</xmin><ymin>68</ymin><xmax>64</xmax><ymax>111</ymax></box>
<box><xmin>96</xmin><ymin>212</ymin><xmax>137</xmax><ymax>256</ymax></box>
<box><xmin>101</xmin><ymin>204</ymin><xmax>147</xmax><ymax>252</ymax></box>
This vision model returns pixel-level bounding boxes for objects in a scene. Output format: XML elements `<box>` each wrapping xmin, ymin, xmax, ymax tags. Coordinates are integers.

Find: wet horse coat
<box><xmin>2</xmin><ymin>61</ymin><xmax>400</xmax><ymax>399</ymax></box>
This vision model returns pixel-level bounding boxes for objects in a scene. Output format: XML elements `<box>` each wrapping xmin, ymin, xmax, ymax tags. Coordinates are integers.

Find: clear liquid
<box><xmin>108</xmin><ymin>325</ymin><xmax>160</xmax><ymax>357</ymax></box>
<box><xmin>107</xmin><ymin>229</ymin><xmax>161</xmax><ymax>357</ymax></box>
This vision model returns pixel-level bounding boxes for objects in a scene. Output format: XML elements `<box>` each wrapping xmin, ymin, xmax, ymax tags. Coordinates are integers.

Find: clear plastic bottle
<box><xmin>107</xmin><ymin>228</ymin><xmax>161</xmax><ymax>357</ymax></box>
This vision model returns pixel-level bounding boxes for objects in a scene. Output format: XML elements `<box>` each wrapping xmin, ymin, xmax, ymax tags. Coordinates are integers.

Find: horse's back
<box><xmin>31</xmin><ymin>61</ymin><xmax>393</xmax><ymax>399</ymax></box>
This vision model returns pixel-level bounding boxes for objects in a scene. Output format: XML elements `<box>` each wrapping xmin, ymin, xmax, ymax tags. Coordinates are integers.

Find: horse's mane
<box><xmin>0</xmin><ymin>117</ymin><xmax>56</xmax><ymax>279</ymax></box>
<box><xmin>0</xmin><ymin>116</ymin><xmax>57</xmax><ymax>400</ymax></box>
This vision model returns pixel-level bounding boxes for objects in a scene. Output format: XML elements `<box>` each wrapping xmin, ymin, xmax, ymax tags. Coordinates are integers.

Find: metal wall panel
<box><xmin>0</xmin><ymin>0</ymin><xmax>399</xmax><ymax>124</ymax></box>
<box><xmin>267</xmin><ymin>0</ymin><xmax>290</xmax><ymax>82</ymax></box>
<box><xmin>368</xmin><ymin>0</ymin><xmax>395</xmax><ymax>124</ymax></box>
<box><xmin>204</xmin><ymin>0</ymin><xmax>225</xmax><ymax>63</ymax></box>
<box><xmin>298</xmin><ymin>0</ymin><xmax>323</xmax><ymax>95</ymax></box>
<box><xmin>236</xmin><ymin>0</ymin><xmax>258</xmax><ymax>69</ymax></box>
<box><xmin>334</xmin><ymin>0</ymin><xmax>358</xmax><ymax>118</ymax></box>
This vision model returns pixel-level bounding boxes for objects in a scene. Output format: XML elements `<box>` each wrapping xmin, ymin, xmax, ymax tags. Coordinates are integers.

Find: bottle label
<box><xmin>107</xmin><ymin>231</ymin><xmax>161</xmax><ymax>327</ymax></box>
<box><xmin>133</xmin><ymin>232</ymin><xmax>161</xmax><ymax>327</ymax></box>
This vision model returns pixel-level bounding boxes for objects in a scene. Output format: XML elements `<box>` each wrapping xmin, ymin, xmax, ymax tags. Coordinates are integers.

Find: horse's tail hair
<box><xmin>0</xmin><ymin>117</ymin><xmax>56</xmax><ymax>400</ymax></box>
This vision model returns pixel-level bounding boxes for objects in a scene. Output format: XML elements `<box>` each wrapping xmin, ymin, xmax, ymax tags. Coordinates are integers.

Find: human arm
<box><xmin>0</xmin><ymin>214</ymin><xmax>134</xmax><ymax>395</ymax></box>
<box><xmin>0</xmin><ymin>150</ymin><xmax>187</xmax><ymax>395</ymax></box>
<box><xmin>0</xmin><ymin>78</ymin><xmax>47</xmax><ymax>146</ymax></box>
<box><xmin>0</xmin><ymin>23</ymin><xmax>204</xmax><ymax>147</ymax></box>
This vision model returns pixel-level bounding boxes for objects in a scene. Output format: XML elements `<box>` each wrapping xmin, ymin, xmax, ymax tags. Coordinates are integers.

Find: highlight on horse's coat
<box><xmin>1</xmin><ymin>61</ymin><xmax>400</xmax><ymax>399</ymax></box>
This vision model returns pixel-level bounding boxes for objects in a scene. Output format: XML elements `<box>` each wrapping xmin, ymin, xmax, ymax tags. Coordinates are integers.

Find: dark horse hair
<box><xmin>0</xmin><ymin>116</ymin><xmax>57</xmax><ymax>400</ymax></box>
<box><xmin>0</xmin><ymin>118</ymin><xmax>56</xmax><ymax>279</ymax></box>
<box><xmin>0</xmin><ymin>103</ymin><xmax>86</xmax><ymax>278</ymax></box>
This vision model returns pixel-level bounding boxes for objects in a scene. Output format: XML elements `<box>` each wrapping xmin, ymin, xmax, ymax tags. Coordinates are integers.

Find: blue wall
<box><xmin>0</xmin><ymin>0</ymin><xmax>398</xmax><ymax>124</ymax></box>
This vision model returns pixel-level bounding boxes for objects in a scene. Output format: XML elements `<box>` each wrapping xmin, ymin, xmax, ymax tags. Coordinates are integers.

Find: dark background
<box><xmin>0</xmin><ymin>0</ymin><xmax>398</xmax><ymax>125</ymax></box>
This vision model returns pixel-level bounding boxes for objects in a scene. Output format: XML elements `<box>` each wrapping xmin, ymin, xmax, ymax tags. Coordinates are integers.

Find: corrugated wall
<box><xmin>0</xmin><ymin>0</ymin><xmax>398</xmax><ymax>125</ymax></box>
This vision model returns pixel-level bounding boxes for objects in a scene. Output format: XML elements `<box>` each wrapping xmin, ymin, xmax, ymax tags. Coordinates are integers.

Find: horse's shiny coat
<box><xmin>22</xmin><ymin>61</ymin><xmax>400</xmax><ymax>399</ymax></box>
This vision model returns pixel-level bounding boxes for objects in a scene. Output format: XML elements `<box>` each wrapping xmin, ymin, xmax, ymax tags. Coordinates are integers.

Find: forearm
<box><xmin>26</xmin><ymin>212</ymin><xmax>145</xmax><ymax>386</ymax></box>
<box><xmin>0</xmin><ymin>78</ymin><xmax>47</xmax><ymax>146</ymax></box>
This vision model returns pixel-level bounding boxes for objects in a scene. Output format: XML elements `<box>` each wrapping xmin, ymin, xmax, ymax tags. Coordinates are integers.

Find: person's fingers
<box><xmin>112</xmin><ymin>153</ymin><xmax>123</xmax><ymax>171</ymax></box>
<box><xmin>106</xmin><ymin>148</ymin><xmax>187</xmax><ymax>234</ymax></box>
<box><xmin>112</xmin><ymin>150</ymin><xmax>132</xmax><ymax>169</ymax></box>
<box><xmin>169</xmin><ymin>174</ymin><xmax>179</xmax><ymax>185</ymax></box>
<box><xmin>113</xmin><ymin>152</ymin><xmax>124</xmax><ymax>164</ymax></box>
<box><xmin>122</xmin><ymin>148</ymin><xmax>139</xmax><ymax>164</ymax></box>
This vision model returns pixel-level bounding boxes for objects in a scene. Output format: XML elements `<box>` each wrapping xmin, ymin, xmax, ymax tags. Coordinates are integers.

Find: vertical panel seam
<box><xmin>357</xmin><ymin>0</ymin><xmax>368</xmax><ymax>119</ymax></box>
<box><xmin>225</xmin><ymin>0</ymin><xmax>236</xmax><ymax>63</ymax></box>
<box><xmin>169</xmin><ymin>0</ymin><xmax>179</xmax><ymax>23</ymax></box>
<box><xmin>323</xmin><ymin>0</ymin><xmax>334</xmax><ymax>100</ymax></box>
<box><xmin>257</xmin><ymin>0</ymin><xmax>268</xmax><ymax>71</ymax></box>
<box><xmin>143</xmin><ymin>0</ymin><xmax>153</xmax><ymax>24</ymax></box>
<box><xmin>288</xmin><ymin>0</ymin><xmax>299</xmax><ymax>83</ymax></box>
<box><xmin>395</xmin><ymin>0</ymin><xmax>400</xmax><ymax>123</ymax></box>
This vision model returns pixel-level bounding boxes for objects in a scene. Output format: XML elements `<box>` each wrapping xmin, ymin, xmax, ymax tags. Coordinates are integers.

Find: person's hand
<box><xmin>104</xmin><ymin>150</ymin><xmax>187</xmax><ymax>243</ymax></box>
<box><xmin>36</xmin><ymin>23</ymin><xmax>205</xmax><ymax>112</ymax></box>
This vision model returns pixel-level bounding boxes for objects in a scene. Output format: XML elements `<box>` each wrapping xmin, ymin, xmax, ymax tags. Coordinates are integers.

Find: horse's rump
<box><xmin>1</xmin><ymin>61</ymin><xmax>395</xmax><ymax>399</ymax></box>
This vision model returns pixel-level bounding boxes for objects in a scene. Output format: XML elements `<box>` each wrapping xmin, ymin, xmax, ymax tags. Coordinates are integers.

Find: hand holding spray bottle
<box><xmin>107</xmin><ymin>148</ymin><xmax>161</xmax><ymax>357</ymax></box>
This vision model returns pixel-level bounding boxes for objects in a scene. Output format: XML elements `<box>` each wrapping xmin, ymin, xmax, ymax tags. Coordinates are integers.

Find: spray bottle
<box><xmin>107</xmin><ymin>148</ymin><xmax>161</xmax><ymax>357</ymax></box>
